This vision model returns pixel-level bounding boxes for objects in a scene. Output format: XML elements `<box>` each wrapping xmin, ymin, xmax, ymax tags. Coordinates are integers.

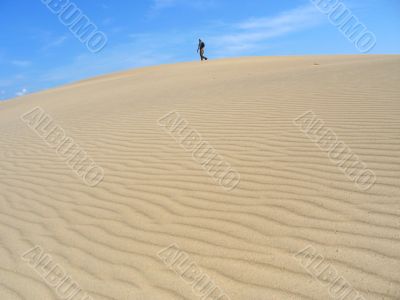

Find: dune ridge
<box><xmin>0</xmin><ymin>55</ymin><xmax>399</xmax><ymax>300</ymax></box>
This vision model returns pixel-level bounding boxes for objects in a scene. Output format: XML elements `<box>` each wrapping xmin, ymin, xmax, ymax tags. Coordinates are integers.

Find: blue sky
<box><xmin>0</xmin><ymin>0</ymin><xmax>399</xmax><ymax>101</ymax></box>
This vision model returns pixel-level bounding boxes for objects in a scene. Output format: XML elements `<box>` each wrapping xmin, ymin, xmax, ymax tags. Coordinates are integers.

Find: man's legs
<box><xmin>200</xmin><ymin>48</ymin><xmax>208</xmax><ymax>61</ymax></box>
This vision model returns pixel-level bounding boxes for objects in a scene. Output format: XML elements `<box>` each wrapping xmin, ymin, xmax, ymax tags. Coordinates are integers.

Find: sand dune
<box><xmin>0</xmin><ymin>55</ymin><xmax>399</xmax><ymax>300</ymax></box>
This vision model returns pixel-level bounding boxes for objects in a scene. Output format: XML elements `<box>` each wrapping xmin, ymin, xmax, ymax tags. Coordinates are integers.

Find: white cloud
<box><xmin>0</xmin><ymin>79</ymin><xmax>11</xmax><ymax>87</ymax></box>
<box><xmin>209</xmin><ymin>5</ymin><xmax>325</xmax><ymax>56</ymax></box>
<box><xmin>153</xmin><ymin>0</ymin><xmax>177</xmax><ymax>10</ymax></box>
<box><xmin>102</xmin><ymin>17</ymin><xmax>114</xmax><ymax>26</ymax></box>
<box><xmin>11</xmin><ymin>60</ymin><xmax>32</xmax><ymax>67</ymax></box>
<box><xmin>39</xmin><ymin>34</ymin><xmax>183</xmax><ymax>84</ymax></box>
<box><xmin>42</xmin><ymin>36</ymin><xmax>68</xmax><ymax>51</ymax></box>
<box><xmin>149</xmin><ymin>0</ymin><xmax>215</xmax><ymax>16</ymax></box>
<box><xmin>238</xmin><ymin>6</ymin><xmax>321</xmax><ymax>30</ymax></box>
<box><xmin>0</xmin><ymin>74</ymin><xmax>25</xmax><ymax>88</ymax></box>
<box><xmin>16</xmin><ymin>88</ymin><xmax>28</xmax><ymax>97</ymax></box>
<box><xmin>20</xmin><ymin>4</ymin><xmax>325</xmax><ymax>95</ymax></box>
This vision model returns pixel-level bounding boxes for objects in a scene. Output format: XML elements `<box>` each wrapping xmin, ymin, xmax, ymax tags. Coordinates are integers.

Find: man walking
<box><xmin>197</xmin><ymin>39</ymin><xmax>208</xmax><ymax>61</ymax></box>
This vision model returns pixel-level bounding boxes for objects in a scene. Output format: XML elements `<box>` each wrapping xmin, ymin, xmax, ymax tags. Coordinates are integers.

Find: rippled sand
<box><xmin>0</xmin><ymin>55</ymin><xmax>399</xmax><ymax>300</ymax></box>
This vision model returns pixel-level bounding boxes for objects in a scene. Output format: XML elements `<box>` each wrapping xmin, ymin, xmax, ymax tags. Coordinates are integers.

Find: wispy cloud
<box><xmin>148</xmin><ymin>0</ymin><xmax>215</xmax><ymax>17</ymax></box>
<box><xmin>102</xmin><ymin>17</ymin><xmax>114</xmax><ymax>26</ymax></box>
<box><xmin>209</xmin><ymin>5</ymin><xmax>325</xmax><ymax>56</ymax></box>
<box><xmin>20</xmin><ymin>4</ymin><xmax>325</xmax><ymax>91</ymax></box>
<box><xmin>152</xmin><ymin>0</ymin><xmax>177</xmax><ymax>10</ymax></box>
<box><xmin>7</xmin><ymin>4</ymin><xmax>325</xmax><ymax>99</ymax></box>
<box><xmin>0</xmin><ymin>90</ymin><xmax>5</xmax><ymax>100</ymax></box>
<box><xmin>39</xmin><ymin>33</ymin><xmax>184</xmax><ymax>84</ymax></box>
<box><xmin>11</xmin><ymin>60</ymin><xmax>32</xmax><ymax>67</ymax></box>
<box><xmin>0</xmin><ymin>79</ymin><xmax>13</xmax><ymax>88</ymax></box>
<box><xmin>0</xmin><ymin>74</ymin><xmax>25</xmax><ymax>88</ymax></box>
<box><xmin>16</xmin><ymin>88</ymin><xmax>28</xmax><ymax>97</ymax></box>
<box><xmin>42</xmin><ymin>36</ymin><xmax>68</xmax><ymax>51</ymax></box>
<box><xmin>238</xmin><ymin>5</ymin><xmax>322</xmax><ymax>30</ymax></box>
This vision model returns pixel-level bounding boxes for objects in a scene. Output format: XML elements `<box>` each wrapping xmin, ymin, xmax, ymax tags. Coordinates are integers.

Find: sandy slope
<box><xmin>0</xmin><ymin>55</ymin><xmax>399</xmax><ymax>300</ymax></box>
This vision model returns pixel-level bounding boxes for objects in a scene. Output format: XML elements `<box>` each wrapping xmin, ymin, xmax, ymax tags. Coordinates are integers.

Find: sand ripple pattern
<box><xmin>0</xmin><ymin>56</ymin><xmax>399</xmax><ymax>299</ymax></box>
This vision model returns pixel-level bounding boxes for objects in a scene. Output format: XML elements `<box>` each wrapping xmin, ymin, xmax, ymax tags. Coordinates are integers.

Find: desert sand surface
<box><xmin>0</xmin><ymin>55</ymin><xmax>399</xmax><ymax>300</ymax></box>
